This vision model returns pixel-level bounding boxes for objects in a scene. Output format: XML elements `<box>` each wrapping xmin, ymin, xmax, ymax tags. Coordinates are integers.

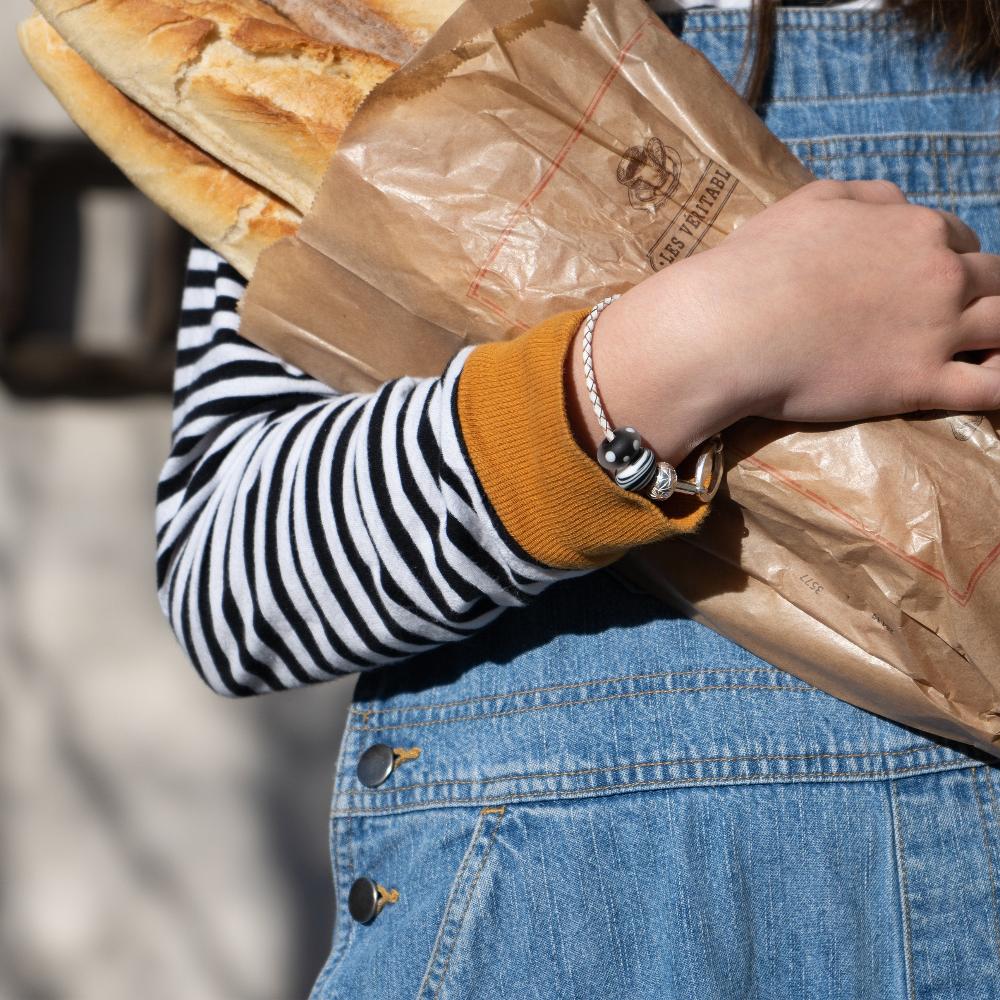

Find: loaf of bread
<box><xmin>18</xmin><ymin>13</ymin><xmax>300</xmax><ymax>278</ymax></box>
<box><xmin>32</xmin><ymin>0</ymin><xmax>398</xmax><ymax>214</ymax></box>
<box><xmin>261</xmin><ymin>0</ymin><xmax>461</xmax><ymax>63</ymax></box>
<box><xmin>361</xmin><ymin>0</ymin><xmax>464</xmax><ymax>40</ymax></box>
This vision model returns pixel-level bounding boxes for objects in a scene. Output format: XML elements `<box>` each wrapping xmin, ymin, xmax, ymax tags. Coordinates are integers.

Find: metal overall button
<box><xmin>348</xmin><ymin>877</ymin><xmax>399</xmax><ymax>924</ymax></box>
<box><xmin>356</xmin><ymin>743</ymin><xmax>421</xmax><ymax>788</ymax></box>
<box><xmin>357</xmin><ymin>743</ymin><xmax>395</xmax><ymax>787</ymax></box>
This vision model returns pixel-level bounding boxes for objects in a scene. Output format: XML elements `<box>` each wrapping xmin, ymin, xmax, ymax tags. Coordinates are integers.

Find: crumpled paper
<box><xmin>240</xmin><ymin>0</ymin><xmax>1000</xmax><ymax>759</ymax></box>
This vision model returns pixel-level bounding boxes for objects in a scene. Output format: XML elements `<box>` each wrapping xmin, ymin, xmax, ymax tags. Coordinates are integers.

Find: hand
<box><xmin>566</xmin><ymin>178</ymin><xmax>1000</xmax><ymax>466</ymax></box>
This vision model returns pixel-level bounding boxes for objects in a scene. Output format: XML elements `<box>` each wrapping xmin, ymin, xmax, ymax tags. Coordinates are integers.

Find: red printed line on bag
<box><xmin>466</xmin><ymin>15</ymin><xmax>657</xmax><ymax>322</ymax></box>
<box><xmin>739</xmin><ymin>452</ymin><xmax>1000</xmax><ymax>606</ymax></box>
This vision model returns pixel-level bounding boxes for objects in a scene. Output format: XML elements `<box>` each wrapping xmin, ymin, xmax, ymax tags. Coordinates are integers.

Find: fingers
<box><xmin>805</xmin><ymin>178</ymin><xmax>908</xmax><ymax>204</ymax></box>
<box><xmin>935</xmin><ymin>209</ymin><xmax>982</xmax><ymax>254</ymax></box>
<box><xmin>960</xmin><ymin>253</ymin><xmax>1000</xmax><ymax>302</ymax></box>
<box><xmin>803</xmin><ymin>179</ymin><xmax>981</xmax><ymax>252</ymax></box>
<box><xmin>956</xmin><ymin>298</ymin><xmax>1000</xmax><ymax>353</ymax></box>
<box><xmin>843</xmin><ymin>179</ymin><xmax>909</xmax><ymax>205</ymax></box>
<box><xmin>953</xmin><ymin>256</ymin><xmax>1000</xmax><ymax>350</ymax></box>
<box><xmin>808</xmin><ymin>179</ymin><xmax>981</xmax><ymax>251</ymax></box>
<box><xmin>927</xmin><ymin>360</ymin><xmax>1000</xmax><ymax>412</ymax></box>
<box><xmin>893</xmin><ymin>203</ymin><xmax>981</xmax><ymax>253</ymax></box>
<box><xmin>980</xmin><ymin>349</ymin><xmax>1000</xmax><ymax>371</ymax></box>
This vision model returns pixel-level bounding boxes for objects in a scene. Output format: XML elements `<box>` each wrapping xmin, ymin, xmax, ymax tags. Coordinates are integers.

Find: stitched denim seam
<box><xmin>793</xmin><ymin>185</ymin><xmax>1000</xmax><ymax>200</ymax></box>
<box><xmin>679</xmin><ymin>8</ymin><xmax>903</xmax><ymax>23</ymax></box>
<box><xmin>684</xmin><ymin>25</ymin><xmax>911</xmax><ymax>34</ymax></box>
<box><xmin>982</xmin><ymin>772</ymin><xmax>1000</xmax><ymax>936</ymax></box>
<box><xmin>332</xmin><ymin>760</ymin><xmax>976</xmax><ymax>817</ymax></box>
<box><xmin>788</xmin><ymin>131</ymin><xmax>1000</xmax><ymax>146</ymax></box>
<box><xmin>983</xmin><ymin>768</ymin><xmax>1000</xmax><ymax>831</ymax></box>
<box><xmin>784</xmin><ymin>175</ymin><xmax>1000</xmax><ymax>200</ymax></box>
<box><xmin>768</xmin><ymin>88</ymin><xmax>997</xmax><ymax>106</ymax></box>
<box><xmin>888</xmin><ymin>781</ymin><xmax>917</xmax><ymax>1000</ymax></box>
<box><xmin>349</xmin><ymin>683</ymin><xmax>814</xmax><ymax>732</ymax></box>
<box><xmin>940</xmin><ymin>141</ymin><xmax>958</xmax><ymax>215</ymax></box>
<box><xmin>313</xmin><ymin>817</ymin><xmax>356</xmax><ymax>994</ymax></box>
<box><xmin>315</xmin><ymin>730</ymin><xmax>363</xmax><ymax>993</ymax></box>
<box><xmin>970</xmin><ymin>769</ymin><xmax>1000</xmax><ymax>963</ymax></box>
<box><xmin>345</xmin><ymin>816</ymin><xmax>359</xmax><ymax>959</ymax></box>
<box><xmin>343</xmin><ymin>743</ymin><xmax>955</xmax><ymax>796</ymax></box>
<box><xmin>892</xmin><ymin>193</ymin><xmax>1000</xmax><ymax>201</ymax></box>
<box><xmin>800</xmin><ymin>150</ymin><xmax>997</xmax><ymax>162</ymax></box>
<box><xmin>349</xmin><ymin>666</ymin><xmax>793</xmax><ymax>722</ymax></box>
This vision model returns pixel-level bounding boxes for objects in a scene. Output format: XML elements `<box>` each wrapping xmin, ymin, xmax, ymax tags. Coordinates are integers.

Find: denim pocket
<box><xmin>415</xmin><ymin>806</ymin><xmax>507</xmax><ymax>1000</ymax></box>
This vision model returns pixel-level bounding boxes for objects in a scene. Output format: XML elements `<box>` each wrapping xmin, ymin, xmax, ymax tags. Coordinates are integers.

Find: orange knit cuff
<box><xmin>455</xmin><ymin>308</ymin><xmax>712</xmax><ymax>571</ymax></box>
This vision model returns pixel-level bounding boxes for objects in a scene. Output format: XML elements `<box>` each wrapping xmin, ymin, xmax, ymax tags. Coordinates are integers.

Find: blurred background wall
<box><xmin>0</xmin><ymin>4</ymin><xmax>357</xmax><ymax>998</ymax></box>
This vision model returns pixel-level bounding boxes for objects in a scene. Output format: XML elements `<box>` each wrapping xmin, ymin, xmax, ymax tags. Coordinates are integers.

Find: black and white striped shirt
<box><xmin>155</xmin><ymin>245</ymin><xmax>583</xmax><ymax>697</ymax></box>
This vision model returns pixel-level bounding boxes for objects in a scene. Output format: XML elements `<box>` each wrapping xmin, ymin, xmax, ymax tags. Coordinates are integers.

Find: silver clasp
<box><xmin>671</xmin><ymin>435</ymin><xmax>725</xmax><ymax>503</ymax></box>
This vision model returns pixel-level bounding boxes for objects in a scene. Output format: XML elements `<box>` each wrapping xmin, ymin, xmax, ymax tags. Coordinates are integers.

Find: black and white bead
<box><xmin>581</xmin><ymin>295</ymin><xmax>696</xmax><ymax>502</ymax></box>
<box><xmin>596</xmin><ymin>426</ymin><xmax>644</xmax><ymax>472</ymax></box>
<box><xmin>614</xmin><ymin>446</ymin><xmax>657</xmax><ymax>493</ymax></box>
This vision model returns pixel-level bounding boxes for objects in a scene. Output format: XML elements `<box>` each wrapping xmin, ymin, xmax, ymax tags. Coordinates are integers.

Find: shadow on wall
<box><xmin>0</xmin><ymin>120</ymin><xmax>361</xmax><ymax>1000</ymax></box>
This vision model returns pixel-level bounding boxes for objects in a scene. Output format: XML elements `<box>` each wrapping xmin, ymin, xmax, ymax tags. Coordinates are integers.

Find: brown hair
<box><xmin>739</xmin><ymin>0</ymin><xmax>1000</xmax><ymax>111</ymax></box>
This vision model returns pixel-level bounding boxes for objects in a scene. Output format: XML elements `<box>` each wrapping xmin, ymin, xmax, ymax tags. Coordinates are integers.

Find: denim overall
<box><xmin>311</xmin><ymin>8</ymin><xmax>1000</xmax><ymax>998</ymax></box>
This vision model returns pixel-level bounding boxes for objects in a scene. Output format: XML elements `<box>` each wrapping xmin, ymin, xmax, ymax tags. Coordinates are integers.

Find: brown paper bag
<box><xmin>240</xmin><ymin>0</ymin><xmax>1000</xmax><ymax>759</ymax></box>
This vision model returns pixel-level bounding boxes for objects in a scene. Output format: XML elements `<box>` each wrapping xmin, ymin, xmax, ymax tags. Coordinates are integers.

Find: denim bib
<box><xmin>312</xmin><ymin>9</ymin><xmax>1000</xmax><ymax>999</ymax></box>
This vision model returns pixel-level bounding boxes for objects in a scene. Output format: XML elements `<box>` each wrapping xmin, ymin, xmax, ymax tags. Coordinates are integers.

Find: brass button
<box><xmin>357</xmin><ymin>743</ymin><xmax>395</xmax><ymax>788</ymax></box>
<box><xmin>348</xmin><ymin>877</ymin><xmax>380</xmax><ymax>923</ymax></box>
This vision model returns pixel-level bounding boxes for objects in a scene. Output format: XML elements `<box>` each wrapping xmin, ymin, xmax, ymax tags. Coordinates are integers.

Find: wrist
<box><xmin>565</xmin><ymin>287</ymin><xmax>746</xmax><ymax>469</ymax></box>
<box><xmin>459</xmin><ymin>308</ymin><xmax>712</xmax><ymax>570</ymax></box>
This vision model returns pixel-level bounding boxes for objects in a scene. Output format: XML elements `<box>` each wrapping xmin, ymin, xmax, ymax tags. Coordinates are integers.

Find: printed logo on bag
<box><xmin>947</xmin><ymin>412</ymin><xmax>985</xmax><ymax>442</ymax></box>
<box><xmin>643</xmin><ymin>160</ymin><xmax>739</xmax><ymax>271</ymax></box>
<box><xmin>617</xmin><ymin>138</ymin><xmax>681</xmax><ymax>211</ymax></box>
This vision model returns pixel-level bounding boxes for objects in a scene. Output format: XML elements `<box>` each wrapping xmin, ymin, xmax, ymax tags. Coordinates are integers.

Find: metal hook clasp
<box><xmin>671</xmin><ymin>435</ymin><xmax>724</xmax><ymax>503</ymax></box>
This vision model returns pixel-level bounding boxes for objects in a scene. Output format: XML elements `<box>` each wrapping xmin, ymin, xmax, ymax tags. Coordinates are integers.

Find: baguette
<box><xmin>361</xmin><ymin>0</ymin><xmax>464</xmax><ymax>41</ymax></box>
<box><xmin>261</xmin><ymin>0</ymin><xmax>461</xmax><ymax>63</ymax></box>
<box><xmin>32</xmin><ymin>0</ymin><xmax>398</xmax><ymax>214</ymax></box>
<box><xmin>18</xmin><ymin>13</ymin><xmax>300</xmax><ymax>278</ymax></box>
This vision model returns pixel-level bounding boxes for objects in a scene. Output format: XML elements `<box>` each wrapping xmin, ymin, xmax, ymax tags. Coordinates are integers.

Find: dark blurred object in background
<box><xmin>0</xmin><ymin>131</ymin><xmax>187</xmax><ymax>398</ymax></box>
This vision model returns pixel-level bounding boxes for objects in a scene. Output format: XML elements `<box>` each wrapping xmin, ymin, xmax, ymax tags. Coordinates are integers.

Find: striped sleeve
<box><xmin>154</xmin><ymin>245</ymin><xmax>586</xmax><ymax>696</ymax></box>
<box><xmin>156</xmin><ymin>244</ymin><xmax>712</xmax><ymax>697</ymax></box>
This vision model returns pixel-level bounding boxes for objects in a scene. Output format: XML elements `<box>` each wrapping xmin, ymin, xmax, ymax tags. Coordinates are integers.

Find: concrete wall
<box><xmin>1</xmin><ymin>8</ymin><xmax>357</xmax><ymax>998</ymax></box>
<box><xmin>1</xmin><ymin>2</ymin><xmax>79</xmax><ymax>134</ymax></box>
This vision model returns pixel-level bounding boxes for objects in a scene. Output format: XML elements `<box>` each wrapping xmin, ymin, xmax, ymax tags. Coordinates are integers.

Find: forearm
<box><xmin>156</xmin><ymin>247</ymin><xmax>567</xmax><ymax>696</ymax></box>
<box><xmin>156</xmin><ymin>248</ymin><xmax>719</xmax><ymax>697</ymax></box>
<box><xmin>564</xmin><ymin>271</ymin><xmax>749</xmax><ymax>469</ymax></box>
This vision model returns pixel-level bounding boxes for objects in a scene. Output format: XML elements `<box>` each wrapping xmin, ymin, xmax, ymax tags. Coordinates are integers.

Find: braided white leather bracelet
<box><xmin>580</xmin><ymin>295</ymin><xmax>724</xmax><ymax>503</ymax></box>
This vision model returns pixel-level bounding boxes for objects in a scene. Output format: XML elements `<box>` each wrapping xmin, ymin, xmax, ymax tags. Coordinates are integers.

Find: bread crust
<box><xmin>261</xmin><ymin>0</ymin><xmax>415</xmax><ymax>63</ymax></box>
<box><xmin>32</xmin><ymin>0</ymin><xmax>397</xmax><ymax>213</ymax></box>
<box><xmin>261</xmin><ymin>0</ymin><xmax>461</xmax><ymax>62</ymax></box>
<box><xmin>18</xmin><ymin>13</ymin><xmax>301</xmax><ymax>277</ymax></box>
<box><xmin>361</xmin><ymin>0</ymin><xmax>463</xmax><ymax>39</ymax></box>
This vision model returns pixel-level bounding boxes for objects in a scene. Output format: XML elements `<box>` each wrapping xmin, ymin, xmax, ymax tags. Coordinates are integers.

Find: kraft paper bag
<box><xmin>240</xmin><ymin>0</ymin><xmax>1000</xmax><ymax>759</ymax></box>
